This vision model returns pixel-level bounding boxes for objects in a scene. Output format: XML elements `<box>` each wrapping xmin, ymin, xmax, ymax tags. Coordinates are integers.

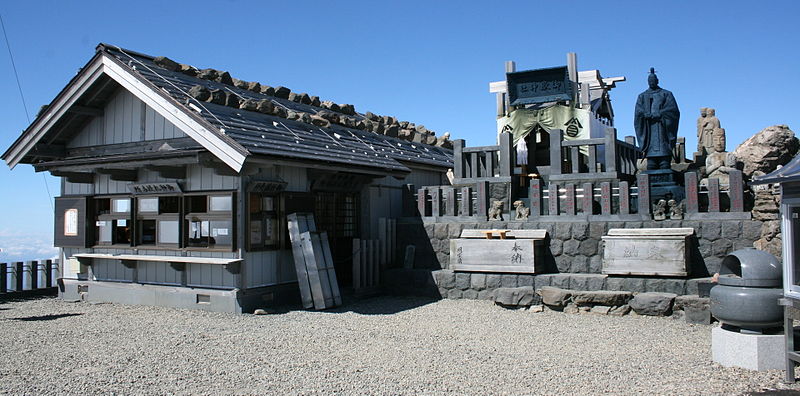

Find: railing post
<box><xmin>498</xmin><ymin>132</ymin><xmax>513</xmax><ymax>177</ymax></box>
<box><xmin>729</xmin><ymin>170</ymin><xmax>744</xmax><ymax>212</ymax></box>
<box><xmin>453</xmin><ymin>139</ymin><xmax>465</xmax><ymax>179</ymax></box>
<box><xmin>45</xmin><ymin>259</ymin><xmax>53</xmax><ymax>288</ymax></box>
<box><xmin>51</xmin><ymin>259</ymin><xmax>60</xmax><ymax>288</ymax></box>
<box><xmin>564</xmin><ymin>184</ymin><xmax>576</xmax><ymax>215</ymax></box>
<box><xmin>619</xmin><ymin>181</ymin><xmax>631</xmax><ymax>215</ymax></box>
<box><xmin>708</xmin><ymin>179</ymin><xmax>721</xmax><ymax>212</ymax></box>
<box><xmin>582</xmin><ymin>182</ymin><xmax>594</xmax><ymax>215</ymax></box>
<box><xmin>459</xmin><ymin>187</ymin><xmax>473</xmax><ymax>216</ymax></box>
<box><xmin>417</xmin><ymin>188</ymin><xmax>428</xmax><ymax>217</ymax></box>
<box><xmin>430</xmin><ymin>187</ymin><xmax>441</xmax><ymax>217</ymax></box>
<box><xmin>550</xmin><ymin>129</ymin><xmax>563</xmax><ymax>175</ymax></box>
<box><xmin>637</xmin><ymin>174</ymin><xmax>651</xmax><ymax>218</ymax></box>
<box><xmin>476</xmin><ymin>181</ymin><xmax>490</xmax><ymax>220</ymax></box>
<box><xmin>36</xmin><ymin>260</ymin><xmax>46</xmax><ymax>289</ymax></box>
<box><xmin>685</xmin><ymin>172</ymin><xmax>699</xmax><ymax>214</ymax></box>
<box><xmin>600</xmin><ymin>182</ymin><xmax>612</xmax><ymax>215</ymax></box>
<box><xmin>404</xmin><ymin>184</ymin><xmax>416</xmax><ymax>217</ymax></box>
<box><xmin>604</xmin><ymin>128</ymin><xmax>618</xmax><ymax>172</ymax></box>
<box><xmin>13</xmin><ymin>262</ymin><xmax>22</xmax><ymax>292</ymax></box>
<box><xmin>530</xmin><ymin>179</ymin><xmax>543</xmax><ymax>217</ymax></box>
<box><xmin>28</xmin><ymin>260</ymin><xmax>38</xmax><ymax>290</ymax></box>
<box><xmin>0</xmin><ymin>263</ymin><xmax>6</xmax><ymax>293</ymax></box>
<box><xmin>548</xmin><ymin>183</ymin><xmax>560</xmax><ymax>216</ymax></box>
<box><xmin>443</xmin><ymin>187</ymin><xmax>456</xmax><ymax>216</ymax></box>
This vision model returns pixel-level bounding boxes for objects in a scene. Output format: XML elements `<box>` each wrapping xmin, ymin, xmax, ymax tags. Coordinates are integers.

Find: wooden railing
<box><xmin>452</xmin><ymin>133</ymin><xmax>513</xmax><ymax>184</ymax></box>
<box><xmin>549</xmin><ymin>128</ymin><xmax>641</xmax><ymax>181</ymax></box>
<box><xmin>1</xmin><ymin>259</ymin><xmax>60</xmax><ymax>294</ymax></box>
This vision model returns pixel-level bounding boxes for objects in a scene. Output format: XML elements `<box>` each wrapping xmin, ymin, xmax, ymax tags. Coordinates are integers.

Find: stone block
<box><xmin>701</xmin><ymin>222</ymin><xmax>721</xmax><ymax>241</ymax></box>
<box><xmin>539</xmin><ymin>286</ymin><xmax>572</xmax><ymax>308</ymax></box>
<box><xmin>462</xmin><ymin>289</ymin><xmax>479</xmax><ymax>300</ymax></box>
<box><xmin>645</xmin><ymin>278</ymin><xmax>686</xmax><ymax>295</ymax></box>
<box><xmin>589</xmin><ymin>223</ymin><xmax>606</xmax><ymax>238</ymax></box>
<box><xmin>477</xmin><ymin>290</ymin><xmax>493</xmax><ymax>300</ymax></box>
<box><xmin>448</xmin><ymin>224</ymin><xmax>463</xmax><ymax>239</ymax></box>
<box><xmin>629</xmin><ymin>292</ymin><xmax>677</xmax><ymax>316</ymax></box>
<box><xmin>501</xmin><ymin>274</ymin><xmax>519</xmax><ymax>288</ymax></box>
<box><xmin>493</xmin><ymin>286</ymin><xmax>540</xmax><ymax>307</ymax></box>
<box><xmin>435</xmin><ymin>270</ymin><xmax>455</xmax><ymax>289</ymax></box>
<box><xmin>578</xmin><ymin>239</ymin><xmax>598</xmax><ymax>256</ymax></box>
<box><xmin>712</xmin><ymin>238</ymin><xmax>733</xmax><ymax>257</ymax></box>
<box><xmin>588</xmin><ymin>255</ymin><xmax>603</xmax><ymax>274</ymax></box>
<box><xmin>609</xmin><ymin>304</ymin><xmax>631</xmax><ymax>316</ymax></box>
<box><xmin>555</xmin><ymin>223</ymin><xmax>572</xmax><ymax>240</ymax></box>
<box><xmin>434</xmin><ymin>223</ymin><xmax>448</xmax><ymax>240</ymax></box>
<box><xmin>742</xmin><ymin>221</ymin><xmax>762</xmax><ymax>241</ymax></box>
<box><xmin>685</xmin><ymin>278</ymin><xmax>715</xmax><ymax>296</ymax></box>
<box><xmin>622</xmin><ymin>277</ymin><xmax>646</xmax><ymax>293</ymax></box>
<box><xmin>517</xmin><ymin>275</ymin><xmax>534</xmax><ymax>287</ymax></box>
<box><xmin>486</xmin><ymin>274</ymin><xmax>502</xmax><ymax>289</ymax></box>
<box><xmin>604</xmin><ymin>277</ymin><xmax>626</xmax><ymax>291</ymax></box>
<box><xmin>555</xmin><ymin>255</ymin><xmax>572</xmax><ymax>272</ymax></box>
<box><xmin>674</xmin><ymin>295</ymin><xmax>710</xmax><ymax>311</ymax></box>
<box><xmin>470</xmin><ymin>273</ymin><xmax>486</xmax><ymax>290</ymax></box>
<box><xmin>568</xmin><ymin>274</ymin><xmax>606</xmax><ymax>291</ymax></box>
<box><xmin>447</xmin><ymin>289</ymin><xmax>463</xmax><ymax>299</ymax></box>
<box><xmin>711</xmin><ymin>327</ymin><xmax>784</xmax><ymax>371</ymax></box>
<box><xmin>590</xmin><ymin>305</ymin><xmax>611</xmax><ymax>315</ymax></box>
<box><xmin>534</xmin><ymin>275</ymin><xmax>552</xmax><ymax>291</ymax></box>
<box><xmin>455</xmin><ymin>273</ymin><xmax>471</xmax><ymax>290</ymax></box>
<box><xmin>572</xmin><ymin>223</ymin><xmax>590</xmax><ymax>241</ymax></box>
<box><xmin>573</xmin><ymin>290</ymin><xmax>633</xmax><ymax>306</ymax></box>
<box><xmin>550</xmin><ymin>274</ymin><xmax>571</xmax><ymax>289</ymax></box>
<box><xmin>624</xmin><ymin>222</ymin><xmax>642</xmax><ymax>229</ymax></box>
<box><xmin>563</xmin><ymin>239</ymin><xmax>580</xmax><ymax>256</ymax></box>
<box><xmin>570</xmin><ymin>256</ymin><xmax>589</xmax><ymax>273</ymax></box>
<box><xmin>721</xmin><ymin>221</ymin><xmax>741</xmax><ymax>239</ymax></box>
<box><xmin>684</xmin><ymin>306</ymin><xmax>711</xmax><ymax>325</ymax></box>
<box><xmin>698</xmin><ymin>240</ymin><xmax>712</xmax><ymax>259</ymax></box>
<box><xmin>563</xmin><ymin>303</ymin><xmax>580</xmax><ymax>314</ymax></box>
<box><xmin>550</xmin><ymin>239</ymin><xmax>564</xmax><ymax>256</ymax></box>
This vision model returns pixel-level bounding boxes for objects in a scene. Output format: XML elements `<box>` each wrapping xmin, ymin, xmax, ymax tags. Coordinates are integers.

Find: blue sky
<box><xmin>1</xmin><ymin>1</ymin><xmax>798</xmax><ymax>260</ymax></box>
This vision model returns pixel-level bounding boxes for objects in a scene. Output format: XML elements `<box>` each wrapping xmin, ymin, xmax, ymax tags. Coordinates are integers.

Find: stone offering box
<box><xmin>601</xmin><ymin>228</ymin><xmax>694</xmax><ymax>277</ymax></box>
<box><xmin>450</xmin><ymin>229</ymin><xmax>547</xmax><ymax>273</ymax></box>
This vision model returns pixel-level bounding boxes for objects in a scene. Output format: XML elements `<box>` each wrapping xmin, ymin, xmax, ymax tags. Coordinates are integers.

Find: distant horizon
<box><xmin>1</xmin><ymin>1</ymin><xmax>798</xmax><ymax>262</ymax></box>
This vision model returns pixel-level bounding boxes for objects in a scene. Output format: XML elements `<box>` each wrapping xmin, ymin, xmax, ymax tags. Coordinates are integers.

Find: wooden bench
<box><xmin>450</xmin><ymin>229</ymin><xmax>548</xmax><ymax>273</ymax></box>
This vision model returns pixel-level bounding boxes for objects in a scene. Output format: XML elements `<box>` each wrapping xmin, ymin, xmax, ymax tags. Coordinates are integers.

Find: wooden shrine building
<box><xmin>2</xmin><ymin>44</ymin><xmax>452</xmax><ymax>313</ymax></box>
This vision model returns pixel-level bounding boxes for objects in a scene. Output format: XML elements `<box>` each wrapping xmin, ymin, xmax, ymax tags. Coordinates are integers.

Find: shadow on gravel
<box><xmin>8</xmin><ymin>313</ymin><xmax>83</xmax><ymax>322</ymax></box>
<box><xmin>325</xmin><ymin>296</ymin><xmax>439</xmax><ymax>316</ymax></box>
<box><xmin>745</xmin><ymin>390</ymin><xmax>800</xmax><ymax>395</ymax></box>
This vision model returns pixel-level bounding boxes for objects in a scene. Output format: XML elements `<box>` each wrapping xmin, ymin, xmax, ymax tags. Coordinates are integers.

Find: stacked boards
<box><xmin>287</xmin><ymin>213</ymin><xmax>342</xmax><ymax>309</ymax></box>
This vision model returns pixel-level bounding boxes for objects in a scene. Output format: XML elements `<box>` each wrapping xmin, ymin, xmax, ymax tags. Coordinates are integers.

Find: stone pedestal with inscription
<box><xmin>450</xmin><ymin>229</ymin><xmax>547</xmax><ymax>273</ymax></box>
<box><xmin>642</xmin><ymin>169</ymin><xmax>685</xmax><ymax>203</ymax></box>
<box><xmin>601</xmin><ymin>228</ymin><xmax>694</xmax><ymax>277</ymax></box>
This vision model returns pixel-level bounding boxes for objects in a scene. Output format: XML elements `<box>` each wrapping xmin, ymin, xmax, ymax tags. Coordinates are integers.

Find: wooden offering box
<box><xmin>602</xmin><ymin>228</ymin><xmax>694</xmax><ymax>277</ymax></box>
<box><xmin>450</xmin><ymin>229</ymin><xmax>547</xmax><ymax>273</ymax></box>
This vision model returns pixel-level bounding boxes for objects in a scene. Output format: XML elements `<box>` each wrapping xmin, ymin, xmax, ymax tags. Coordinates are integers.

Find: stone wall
<box><xmin>390</xmin><ymin>218</ymin><xmax>763</xmax><ymax>299</ymax></box>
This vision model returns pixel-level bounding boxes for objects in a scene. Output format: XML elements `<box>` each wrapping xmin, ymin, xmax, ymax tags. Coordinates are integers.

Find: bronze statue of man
<box><xmin>634</xmin><ymin>68</ymin><xmax>680</xmax><ymax>170</ymax></box>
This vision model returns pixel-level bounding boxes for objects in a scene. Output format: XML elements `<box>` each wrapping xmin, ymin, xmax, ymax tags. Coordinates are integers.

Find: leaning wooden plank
<box><xmin>319</xmin><ymin>231</ymin><xmax>342</xmax><ymax>306</ymax></box>
<box><xmin>310</xmin><ymin>232</ymin><xmax>334</xmax><ymax>308</ymax></box>
<box><xmin>352</xmin><ymin>238</ymin><xmax>361</xmax><ymax>290</ymax></box>
<box><xmin>300</xmin><ymin>230</ymin><xmax>327</xmax><ymax>310</ymax></box>
<box><xmin>287</xmin><ymin>213</ymin><xmax>314</xmax><ymax>309</ymax></box>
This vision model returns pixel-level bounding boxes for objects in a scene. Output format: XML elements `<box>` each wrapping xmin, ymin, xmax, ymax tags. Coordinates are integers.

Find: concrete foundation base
<box><xmin>60</xmin><ymin>279</ymin><xmax>300</xmax><ymax>313</ymax></box>
<box><xmin>711</xmin><ymin>326</ymin><xmax>784</xmax><ymax>371</ymax></box>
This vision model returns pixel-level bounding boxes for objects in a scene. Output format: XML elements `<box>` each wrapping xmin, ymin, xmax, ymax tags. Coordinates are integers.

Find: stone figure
<box><xmin>653</xmin><ymin>199</ymin><xmax>667</xmax><ymax>221</ymax></box>
<box><xmin>701</xmin><ymin>108</ymin><xmax>721</xmax><ymax>155</ymax></box>
<box><xmin>668</xmin><ymin>199</ymin><xmax>684</xmax><ymax>220</ymax></box>
<box><xmin>488</xmin><ymin>200</ymin><xmax>504</xmax><ymax>221</ymax></box>
<box><xmin>634</xmin><ymin>68</ymin><xmax>680</xmax><ymax>170</ymax></box>
<box><xmin>704</xmin><ymin>128</ymin><xmax>738</xmax><ymax>187</ymax></box>
<box><xmin>513</xmin><ymin>200</ymin><xmax>530</xmax><ymax>220</ymax></box>
<box><xmin>435</xmin><ymin>132</ymin><xmax>453</xmax><ymax>149</ymax></box>
<box><xmin>696</xmin><ymin>108</ymin><xmax>708</xmax><ymax>154</ymax></box>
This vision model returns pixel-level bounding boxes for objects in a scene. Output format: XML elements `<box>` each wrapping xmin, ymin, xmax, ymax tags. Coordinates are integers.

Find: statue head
<box><xmin>700</xmin><ymin>108</ymin><xmax>708</xmax><ymax>117</ymax></box>
<box><xmin>647</xmin><ymin>67</ymin><xmax>659</xmax><ymax>89</ymax></box>
<box><xmin>712</xmin><ymin>128</ymin><xmax>726</xmax><ymax>152</ymax></box>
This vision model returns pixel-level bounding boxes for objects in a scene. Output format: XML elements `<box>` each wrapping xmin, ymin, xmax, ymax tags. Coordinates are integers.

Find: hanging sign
<box><xmin>128</xmin><ymin>182</ymin><xmax>182</xmax><ymax>194</ymax></box>
<box><xmin>506</xmin><ymin>66</ymin><xmax>572</xmax><ymax>106</ymax></box>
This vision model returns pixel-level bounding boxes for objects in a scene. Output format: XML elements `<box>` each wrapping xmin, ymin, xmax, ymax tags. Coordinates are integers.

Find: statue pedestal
<box><xmin>643</xmin><ymin>169</ymin><xmax>685</xmax><ymax>202</ymax></box>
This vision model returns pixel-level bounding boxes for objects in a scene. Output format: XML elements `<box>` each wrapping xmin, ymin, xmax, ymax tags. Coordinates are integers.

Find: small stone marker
<box><xmin>602</xmin><ymin>228</ymin><xmax>694</xmax><ymax>276</ymax></box>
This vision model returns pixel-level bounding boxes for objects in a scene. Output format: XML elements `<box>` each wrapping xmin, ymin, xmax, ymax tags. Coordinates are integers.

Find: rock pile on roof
<box><xmin>152</xmin><ymin>56</ymin><xmax>453</xmax><ymax>149</ymax></box>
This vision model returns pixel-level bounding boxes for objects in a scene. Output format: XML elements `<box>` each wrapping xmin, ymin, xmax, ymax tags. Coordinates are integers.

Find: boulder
<box><xmin>273</xmin><ymin>86</ymin><xmax>291</xmax><ymax>99</ymax></box>
<box><xmin>609</xmin><ymin>305</ymin><xmax>631</xmax><ymax>316</ymax></box>
<box><xmin>272</xmin><ymin>105</ymin><xmax>287</xmax><ymax>118</ymax></box>
<box><xmin>153</xmin><ymin>56</ymin><xmax>179</xmax><ymax>71</ymax></box>
<box><xmin>493</xmin><ymin>287</ymin><xmax>539</xmax><ymax>307</ymax></box>
<box><xmin>310</xmin><ymin>115</ymin><xmax>330</xmax><ymax>127</ymax></box>
<box><xmin>246</xmin><ymin>81</ymin><xmax>261</xmax><ymax>93</ymax></box>
<box><xmin>216</xmin><ymin>71</ymin><xmax>234</xmax><ymax>86</ymax></box>
<box><xmin>674</xmin><ymin>295</ymin><xmax>712</xmax><ymax>325</ymax></box>
<box><xmin>590</xmin><ymin>305</ymin><xmax>611</xmax><ymax>315</ymax></box>
<box><xmin>260</xmin><ymin>85</ymin><xmax>275</xmax><ymax>96</ymax></box>
<box><xmin>256</xmin><ymin>99</ymin><xmax>273</xmax><ymax>114</ymax></box>
<box><xmin>321</xmin><ymin>101</ymin><xmax>341</xmax><ymax>112</ymax></box>
<box><xmin>233</xmin><ymin>78</ymin><xmax>248</xmax><ymax>89</ymax></box>
<box><xmin>178</xmin><ymin>64</ymin><xmax>198</xmax><ymax>76</ymax></box>
<box><xmin>572</xmin><ymin>290</ymin><xmax>633</xmax><ymax>307</ymax></box>
<box><xmin>196</xmin><ymin>68</ymin><xmax>219</xmax><ymax>81</ymax></box>
<box><xmin>310</xmin><ymin>96</ymin><xmax>321</xmax><ymax>107</ymax></box>
<box><xmin>340</xmin><ymin>104</ymin><xmax>356</xmax><ymax>115</ymax></box>
<box><xmin>208</xmin><ymin>89</ymin><xmax>226</xmax><ymax>105</ymax></box>
<box><xmin>629</xmin><ymin>292</ymin><xmax>677</xmax><ymax>316</ymax></box>
<box><xmin>415</xmin><ymin>124</ymin><xmax>428</xmax><ymax>134</ymax></box>
<box><xmin>224</xmin><ymin>92</ymin><xmax>240</xmax><ymax>107</ymax></box>
<box><xmin>733</xmin><ymin>125</ymin><xmax>798</xmax><ymax>180</ymax></box>
<box><xmin>188</xmin><ymin>85</ymin><xmax>210</xmax><ymax>101</ymax></box>
<box><xmin>384</xmin><ymin>124</ymin><xmax>399</xmax><ymax>138</ymax></box>
<box><xmin>752</xmin><ymin>187</ymin><xmax>780</xmax><ymax>221</ymax></box>
<box><xmin>539</xmin><ymin>286</ymin><xmax>572</xmax><ymax>308</ymax></box>
<box><xmin>239</xmin><ymin>99</ymin><xmax>259</xmax><ymax>111</ymax></box>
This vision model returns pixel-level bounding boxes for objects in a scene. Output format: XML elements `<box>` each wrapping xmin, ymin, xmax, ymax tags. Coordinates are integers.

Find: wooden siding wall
<box><xmin>362</xmin><ymin>167</ymin><xmax>445</xmax><ymax>236</ymax></box>
<box><xmin>67</xmin><ymin>88</ymin><xmax>185</xmax><ymax>148</ymax></box>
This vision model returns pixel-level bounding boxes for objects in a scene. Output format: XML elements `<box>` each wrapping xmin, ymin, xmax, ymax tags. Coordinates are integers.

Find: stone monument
<box><xmin>703</xmin><ymin>128</ymin><xmax>739</xmax><ymax>187</ymax></box>
<box><xmin>634</xmin><ymin>68</ymin><xmax>683</xmax><ymax>203</ymax></box>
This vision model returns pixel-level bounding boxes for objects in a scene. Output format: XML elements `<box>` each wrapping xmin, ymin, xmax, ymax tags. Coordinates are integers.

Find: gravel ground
<box><xmin>0</xmin><ymin>296</ymin><xmax>797</xmax><ymax>396</ymax></box>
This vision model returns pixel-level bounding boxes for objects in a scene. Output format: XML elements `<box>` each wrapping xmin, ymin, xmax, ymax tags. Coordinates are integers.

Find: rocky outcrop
<box><xmin>733</xmin><ymin>125</ymin><xmax>798</xmax><ymax>180</ymax></box>
<box><xmin>754</xmin><ymin>220</ymin><xmax>782</xmax><ymax>258</ymax></box>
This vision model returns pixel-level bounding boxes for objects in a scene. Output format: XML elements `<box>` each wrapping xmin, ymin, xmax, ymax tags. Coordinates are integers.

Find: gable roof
<box><xmin>3</xmin><ymin>44</ymin><xmax>453</xmax><ymax>176</ymax></box>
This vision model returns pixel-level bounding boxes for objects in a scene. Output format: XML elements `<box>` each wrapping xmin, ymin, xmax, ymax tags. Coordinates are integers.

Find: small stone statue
<box><xmin>703</xmin><ymin>128</ymin><xmax>738</xmax><ymax>187</ymax></box>
<box><xmin>668</xmin><ymin>199</ymin><xmax>684</xmax><ymax>220</ymax></box>
<box><xmin>634</xmin><ymin>68</ymin><xmax>680</xmax><ymax>170</ymax></box>
<box><xmin>696</xmin><ymin>108</ymin><xmax>709</xmax><ymax>154</ymax></box>
<box><xmin>653</xmin><ymin>199</ymin><xmax>667</xmax><ymax>220</ymax></box>
<box><xmin>513</xmin><ymin>200</ymin><xmax>530</xmax><ymax>220</ymax></box>
<box><xmin>488</xmin><ymin>200</ymin><xmax>504</xmax><ymax>221</ymax></box>
<box><xmin>435</xmin><ymin>132</ymin><xmax>453</xmax><ymax>149</ymax></box>
<box><xmin>700</xmin><ymin>108</ymin><xmax>721</xmax><ymax>156</ymax></box>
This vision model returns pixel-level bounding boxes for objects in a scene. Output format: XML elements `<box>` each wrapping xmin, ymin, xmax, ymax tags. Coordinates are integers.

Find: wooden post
<box><xmin>417</xmin><ymin>188</ymin><xmax>428</xmax><ymax>217</ymax></box>
<box><xmin>570</xmin><ymin>147</ymin><xmax>579</xmax><ymax>174</ymax></box>
<box><xmin>459</xmin><ymin>187</ymin><xmax>473</xmax><ymax>216</ymax></box>
<box><xmin>378</xmin><ymin>218</ymin><xmax>388</xmax><ymax>270</ymax></box>
<box><xmin>430</xmin><ymin>187</ymin><xmax>441</xmax><ymax>217</ymax></box>
<box><xmin>550</xmin><ymin>129</ymin><xmax>563</xmax><ymax>175</ymax></box>
<box><xmin>50</xmin><ymin>259</ymin><xmax>59</xmax><ymax>288</ymax></box>
<box><xmin>548</xmin><ymin>183</ymin><xmax>559</xmax><ymax>216</ymax></box>
<box><xmin>352</xmin><ymin>239</ymin><xmax>361</xmax><ymax>289</ymax></box>
<box><xmin>530</xmin><ymin>179</ymin><xmax>543</xmax><ymax>216</ymax></box>
<box><xmin>498</xmin><ymin>132</ymin><xmax>513</xmax><ymax>177</ymax></box>
<box><xmin>582</xmin><ymin>182</ymin><xmax>594</xmax><ymax>215</ymax></box>
<box><xmin>619</xmin><ymin>181</ymin><xmax>630</xmax><ymax>215</ymax></box>
<box><xmin>29</xmin><ymin>260</ymin><xmax>38</xmax><ymax>290</ymax></box>
<box><xmin>604</xmin><ymin>128</ymin><xmax>618</xmax><ymax>173</ymax></box>
<box><xmin>453</xmin><ymin>139</ymin><xmax>465</xmax><ymax>179</ymax></box>
<box><xmin>36</xmin><ymin>260</ymin><xmax>47</xmax><ymax>289</ymax></box>
<box><xmin>361</xmin><ymin>239</ymin><xmax>369</xmax><ymax>288</ymax></box>
<box><xmin>567</xmin><ymin>52</ymin><xmax>578</xmax><ymax>104</ymax></box>
<box><xmin>0</xmin><ymin>263</ymin><xmax>6</xmax><ymax>293</ymax></box>
<box><xmin>470</xmin><ymin>152</ymin><xmax>479</xmax><ymax>178</ymax></box>
<box><xmin>729</xmin><ymin>170</ymin><xmax>745</xmax><ymax>212</ymax></box>
<box><xmin>485</xmin><ymin>150</ymin><xmax>495</xmax><ymax>178</ymax></box>
<box><xmin>685</xmin><ymin>172</ymin><xmax>699</xmax><ymax>214</ymax></box>
<box><xmin>564</xmin><ymin>184</ymin><xmax>576</xmax><ymax>215</ymax></box>
<box><xmin>637</xmin><ymin>174</ymin><xmax>651</xmax><ymax>217</ymax></box>
<box><xmin>389</xmin><ymin>219</ymin><xmax>396</xmax><ymax>267</ymax></box>
<box><xmin>504</xmin><ymin>61</ymin><xmax>515</xmax><ymax>115</ymax></box>
<box><xmin>708</xmin><ymin>179</ymin><xmax>721</xmax><ymax>212</ymax></box>
<box><xmin>444</xmin><ymin>187</ymin><xmax>456</xmax><ymax>216</ymax></box>
<box><xmin>476</xmin><ymin>181</ymin><xmax>489</xmax><ymax>220</ymax></box>
<box><xmin>600</xmin><ymin>182</ymin><xmax>612</xmax><ymax>215</ymax></box>
<box><xmin>403</xmin><ymin>184</ymin><xmax>415</xmax><ymax>217</ymax></box>
<box><xmin>14</xmin><ymin>262</ymin><xmax>22</xmax><ymax>292</ymax></box>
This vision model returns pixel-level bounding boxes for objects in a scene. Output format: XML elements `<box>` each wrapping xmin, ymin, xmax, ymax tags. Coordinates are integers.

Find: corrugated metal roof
<box><xmin>103</xmin><ymin>46</ymin><xmax>453</xmax><ymax>174</ymax></box>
